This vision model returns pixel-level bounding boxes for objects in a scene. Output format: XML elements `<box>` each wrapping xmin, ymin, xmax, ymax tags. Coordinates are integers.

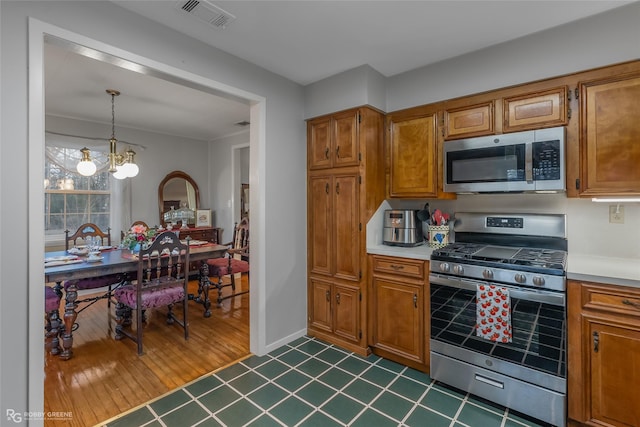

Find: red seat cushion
<box><xmin>114</xmin><ymin>284</ymin><xmax>185</xmax><ymax>310</ymax></box>
<box><xmin>206</xmin><ymin>258</ymin><xmax>249</xmax><ymax>276</ymax></box>
<box><xmin>45</xmin><ymin>286</ymin><xmax>61</xmax><ymax>312</ymax></box>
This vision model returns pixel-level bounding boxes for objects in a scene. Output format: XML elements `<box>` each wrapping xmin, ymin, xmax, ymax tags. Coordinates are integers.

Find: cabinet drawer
<box><xmin>582</xmin><ymin>283</ymin><xmax>640</xmax><ymax>318</ymax></box>
<box><xmin>372</xmin><ymin>256</ymin><xmax>425</xmax><ymax>280</ymax></box>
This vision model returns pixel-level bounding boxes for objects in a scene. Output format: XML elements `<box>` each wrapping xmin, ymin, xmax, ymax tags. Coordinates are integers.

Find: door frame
<box><xmin>28</xmin><ymin>18</ymin><xmax>266</xmax><ymax>418</ymax></box>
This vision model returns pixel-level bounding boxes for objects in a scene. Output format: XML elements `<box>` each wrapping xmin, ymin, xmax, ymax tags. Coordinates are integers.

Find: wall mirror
<box><xmin>158</xmin><ymin>170</ymin><xmax>200</xmax><ymax>227</ymax></box>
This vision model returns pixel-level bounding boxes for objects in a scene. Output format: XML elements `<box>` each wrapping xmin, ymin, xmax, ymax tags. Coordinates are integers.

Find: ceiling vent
<box><xmin>175</xmin><ymin>0</ymin><xmax>236</xmax><ymax>29</ymax></box>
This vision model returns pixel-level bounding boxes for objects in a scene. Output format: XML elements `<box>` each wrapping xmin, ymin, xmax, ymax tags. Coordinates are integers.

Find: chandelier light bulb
<box><xmin>112</xmin><ymin>165</ymin><xmax>128</xmax><ymax>180</ymax></box>
<box><xmin>77</xmin><ymin>147</ymin><xmax>97</xmax><ymax>176</ymax></box>
<box><xmin>125</xmin><ymin>162</ymin><xmax>139</xmax><ymax>178</ymax></box>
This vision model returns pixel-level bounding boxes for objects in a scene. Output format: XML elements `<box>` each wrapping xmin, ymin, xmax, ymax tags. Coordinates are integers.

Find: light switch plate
<box><xmin>609</xmin><ymin>205</ymin><xmax>625</xmax><ymax>224</ymax></box>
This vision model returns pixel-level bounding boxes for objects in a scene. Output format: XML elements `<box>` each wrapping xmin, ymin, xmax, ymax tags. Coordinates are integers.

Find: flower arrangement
<box><xmin>121</xmin><ymin>224</ymin><xmax>156</xmax><ymax>251</ymax></box>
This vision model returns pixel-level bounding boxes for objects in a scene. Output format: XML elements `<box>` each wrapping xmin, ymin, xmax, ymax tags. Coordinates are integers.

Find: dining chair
<box><xmin>62</xmin><ymin>223</ymin><xmax>124</xmax><ymax>317</ymax></box>
<box><xmin>45</xmin><ymin>286</ymin><xmax>62</xmax><ymax>356</ymax></box>
<box><xmin>204</xmin><ymin>217</ymin><xmax>250</xmax><ymax>307</ymax></box>
<box><xmin>65</xmin><ymin>222</ymin><xmax>111</xmax><ymax>251</ymax></box>
<box><xmin>113</xmin><ymin>230</ymin><xmax>190</xmax><ymax>355</ymax></box>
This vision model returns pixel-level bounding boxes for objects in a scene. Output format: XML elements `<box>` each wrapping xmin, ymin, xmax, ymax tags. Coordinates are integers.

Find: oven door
<box><xmin>429</xmin><ymin>273</ymin><xmax>567</xmax><ymax>426</ymax></box>
<box><xmin>429</xmin><ymin>273</ymin><xmax>566</xmax><ymax>391</ymax></box>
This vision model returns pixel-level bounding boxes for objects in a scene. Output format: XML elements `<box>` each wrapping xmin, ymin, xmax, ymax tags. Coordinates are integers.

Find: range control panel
<box><xmin>486</xmin><ymin>217</ymin><xmax>524</xmax><ymax>228</ymax></box>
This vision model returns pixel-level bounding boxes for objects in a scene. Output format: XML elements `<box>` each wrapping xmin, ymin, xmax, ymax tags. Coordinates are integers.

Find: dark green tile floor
<box><xmin>102</xmin><ymin>336</ymin><xmax>550</xmax><ymax>427</ymax></box>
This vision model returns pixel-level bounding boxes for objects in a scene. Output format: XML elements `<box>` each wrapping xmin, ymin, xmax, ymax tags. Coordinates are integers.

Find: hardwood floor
<box><xmin>44</xmin><ymin>276</ymin><xmax>250</xmax><ymax>427</ymax></box>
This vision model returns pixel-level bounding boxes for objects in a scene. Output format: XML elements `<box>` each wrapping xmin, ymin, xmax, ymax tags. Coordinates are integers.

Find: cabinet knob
<box><xmin>325</xmin><ymin>147</ymin><xmax>330</xmax><ymax>159</ymax></box>
<box><xmin>413</xmin><ymin>294</ymin><xmax>418</xmax><ymax>308</ymax></box>
<box><xmin>325</xmin><ymin>290</ymin><xmax>330</xmax><ymax>301</ymax></box>
<box><xmin>336</xmin><ymin>146</ymin><xmax>340</xmax><ymax>158</ymax></box>
<box><xmin>336</xmin><ymin>293</ymin><xmax>341</xmax><ymax>304</ymax></box>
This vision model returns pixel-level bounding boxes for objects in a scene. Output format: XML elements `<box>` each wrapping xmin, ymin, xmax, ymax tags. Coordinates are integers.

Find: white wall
<box><xmin>1</xmin><ymin>1</ymin><xmax>306</xmax><ymax>421</ymax></box>
<box><xmin>304</xmin><ymin>64</ymin><xmax>386</xmax><ymax>119</ymax></box>
<box><xmin>385</xmin><ymin>2</ymin><xmax>640</xmax><ymax>111</ymax></box>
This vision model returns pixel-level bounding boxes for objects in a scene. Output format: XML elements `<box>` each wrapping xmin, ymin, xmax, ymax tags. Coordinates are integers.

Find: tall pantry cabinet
<box><xmin>307</xmin><ymin>106</ymin><xmax>386</xmax><ymax>355</ymax></box>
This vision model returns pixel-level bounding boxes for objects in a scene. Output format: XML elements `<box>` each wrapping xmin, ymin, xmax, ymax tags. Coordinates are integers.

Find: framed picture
<box><xmin>196</xmin><ymin>209</ymin><xmax>212</xmax><ymax>227</ymax></box>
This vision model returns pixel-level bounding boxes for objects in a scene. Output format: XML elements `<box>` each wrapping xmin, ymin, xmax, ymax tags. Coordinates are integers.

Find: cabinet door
<box><xmin>332</xmin><ymin>110</ymin><xmax>359</xmax><ymax>168</ymax></box>
<box><xmin>309</xmin><ymin>278</ymin><xmax>333</xmax><ymax>333</ymax></box>
<box><xmin>308</xmin><ymin>175</ymin><xmax>332</xmax><ymax>276</ymax></box>
<box><xmin>333</xmin><ymin>283</ymin><xmax>360</xmax><ymax>343</ymax></box>
<box><xmin>308</xmin><ymin>117</ymin><xmax>332</xmax><ymax>170</ymax></box>
<box><xmin>587</xmin><ymin>319</ymin><xmax>640</xmax><ymax>426</ymax></box>
<box><xmin>333</xmin><ymin>174</ymin><xmax>359</xmax><ymax>281</ymax></box>
<box><xmin>580</xmin><ymin>72</ymin><xmax>640</xmax><ymax>195</ymax></box>
<box><xmin>503</xmin><ymin>87</ymin><xmax>567</xmax><ymax>132</ymax></box>
<box><xmin>371</xmin><ymin>277</ymin><xmax>423</xmax><ymax>363</ymax></box>
<box><xmin>444</xmin><ymin>102</ymin><xmax>494</xmax><ymax>140</ymax></box>
<box><xmin>389</xmin><ymin>115</ymin><xmax>437</xmax><ymax>197</ymax></box>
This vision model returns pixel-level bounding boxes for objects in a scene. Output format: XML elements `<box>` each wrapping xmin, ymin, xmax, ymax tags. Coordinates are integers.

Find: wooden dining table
<box><xmin>45</xmin><ymin>242</ymin><xmax>227</xmax><ymax>360</ymax></box>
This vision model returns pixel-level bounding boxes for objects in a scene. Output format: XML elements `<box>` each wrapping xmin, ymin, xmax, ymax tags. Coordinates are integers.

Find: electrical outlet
<box><xmin>609</xmin><ymin>205</ymin><xmax>625</xmax><ymax>224</ymax></box>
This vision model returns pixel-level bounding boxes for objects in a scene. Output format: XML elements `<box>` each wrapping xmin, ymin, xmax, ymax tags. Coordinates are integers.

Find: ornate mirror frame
<box><xmin>158</xmin><ymin>170</ymin><xmax>200</xmax><ymax>227</ymax></box>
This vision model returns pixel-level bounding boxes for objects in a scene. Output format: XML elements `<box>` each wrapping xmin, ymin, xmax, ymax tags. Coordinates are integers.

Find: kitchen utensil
<box><xmin>416</xmin><ymin>203</ymin><xmax>430</xmax><ymax>223</ymax></box>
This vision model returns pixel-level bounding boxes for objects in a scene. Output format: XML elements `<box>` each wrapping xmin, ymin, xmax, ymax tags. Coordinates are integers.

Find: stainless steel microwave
<box><xmin>443</xmin><ymin>126</ymin><xmax>565</xmax><ymax>193</ymax></box>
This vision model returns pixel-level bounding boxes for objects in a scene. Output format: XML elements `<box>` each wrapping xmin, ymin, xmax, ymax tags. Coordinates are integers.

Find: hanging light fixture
<box><xmin>76</xmin><ymin>89</ymin><xmax>139</xmax><ymax>179</ymax></box>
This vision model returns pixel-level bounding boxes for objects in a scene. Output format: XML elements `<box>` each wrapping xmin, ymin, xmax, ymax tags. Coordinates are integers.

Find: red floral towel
<box><xmin>476</xmin><ymin>284</ymin><xmax>512</xmax><ymax>343</ymax></box>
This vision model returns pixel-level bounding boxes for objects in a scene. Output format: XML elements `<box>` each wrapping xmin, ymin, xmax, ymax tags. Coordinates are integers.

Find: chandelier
<box><xmin>76</xmin><ymin>89</ymin><xmax>139</xmax><ymax>179</ymax></box>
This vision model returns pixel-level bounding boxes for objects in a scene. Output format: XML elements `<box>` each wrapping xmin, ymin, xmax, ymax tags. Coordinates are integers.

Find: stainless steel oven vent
<box><xmin>175</xmin><ymin>0</ymin><xmax>237</xmax><ymax>29</ymax></box>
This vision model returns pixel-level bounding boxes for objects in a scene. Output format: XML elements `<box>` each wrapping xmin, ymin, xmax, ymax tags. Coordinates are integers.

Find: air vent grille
<box><xmin>175</xmin><ymin>0</ymin><xmax>236</xmax><ymax>29</ymax></box>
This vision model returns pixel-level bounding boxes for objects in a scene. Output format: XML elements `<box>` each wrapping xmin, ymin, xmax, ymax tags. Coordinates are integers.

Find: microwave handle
<box><xmin>525</xmin><ymin>142</ymin><xmax>533</xmax><ymax>183</ymax></box>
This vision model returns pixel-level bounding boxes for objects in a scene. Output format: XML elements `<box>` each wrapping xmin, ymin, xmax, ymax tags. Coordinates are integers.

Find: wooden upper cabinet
<box><xmin>444</xmin><ymin>102</ymin><xmax>494</xmax><ymax>140</ymax></box>
<box><xmin>503</xmin><ymin>87</ymin><xmax>568</xmax><ymax>132</ymax></box>
<box><xmin>308</xmin><ymin>117</ymin><xmax>332</xmax><ymax>170</ymax></box>
<box><xmin>308</xmin><ymin>110</ymin><xmax>359</xmax><ymax>170</ymax></box>
<box><xmin>388</xmin><ymin>114</ymin><xmax>438</xmax><ymax>198</ymax></box>
<box><xmin>579</xmin><ymin>71</ymin><xmax>640</xmax><ymax>196</ymax></box>
<box><xmin>333</xmin><ymin>111</ymin><xmax>359</xmax><ymax>168</ymax></box>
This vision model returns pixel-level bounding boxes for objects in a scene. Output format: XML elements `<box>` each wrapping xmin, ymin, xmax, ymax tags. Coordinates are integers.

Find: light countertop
<box><xmin>566</xmin><ymin>254</ymin><xmax>640</xmax><ymax>288</ymax></box>
<box><xmin>367</xmin><ymin>243</ymin><xmax>434</xmax><ymax>261</ymax></box>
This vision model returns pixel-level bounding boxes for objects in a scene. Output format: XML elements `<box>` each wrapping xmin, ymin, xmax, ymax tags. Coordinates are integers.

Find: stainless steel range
<box><xmin>429</xmin><ymin>212</ymin><xmax>567</xmax><ymax>427</ymax></box>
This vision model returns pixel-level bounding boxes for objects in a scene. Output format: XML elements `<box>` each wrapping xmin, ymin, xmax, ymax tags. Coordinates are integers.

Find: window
<box><xmin>44</xmin><ymin>147</ymin><xmax>111</xmax><ymax>239</ymax></box>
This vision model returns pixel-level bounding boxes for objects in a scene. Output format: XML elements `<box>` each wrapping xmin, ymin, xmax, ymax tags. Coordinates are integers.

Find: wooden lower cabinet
<box><xmin>568</xmin><ymin>280</ymin><xmax>640</xmax><ymax>426</ymax></box>
<box><xmin>369</xmin><ymin>255</ymin><xmax>430</xmax><ymax>372</ymax></box>
<box><xmin>308</xmin><ymin>277</ymin><xmax>363</xmax><ymax>351</ymax></box>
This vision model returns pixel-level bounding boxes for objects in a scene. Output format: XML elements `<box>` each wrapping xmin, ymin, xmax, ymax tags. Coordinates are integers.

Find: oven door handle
<box><xmin>429</xmin><ymin>273</ymin><xmax>565</xmax><ymax>307</ymax></box>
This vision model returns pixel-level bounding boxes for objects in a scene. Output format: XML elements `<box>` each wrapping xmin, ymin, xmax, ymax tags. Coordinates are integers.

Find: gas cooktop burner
<box><xmin>431</xmin><ymin>243</ymin><xmax>567</xmax><ymax>275</ymax></box>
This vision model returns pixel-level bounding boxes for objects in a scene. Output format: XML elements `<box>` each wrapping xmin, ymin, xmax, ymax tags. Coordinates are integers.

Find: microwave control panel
<box><xmin>532</xmin><ymin>140</ymin><xmax>561</xmax><ymax>180</ymax></box>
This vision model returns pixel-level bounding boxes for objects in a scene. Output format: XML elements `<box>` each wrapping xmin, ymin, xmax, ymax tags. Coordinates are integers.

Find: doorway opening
<box><xmin>29</xmin><ymin>18</ymin><xmax>265</xmax><ymax>418</ymax></box>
